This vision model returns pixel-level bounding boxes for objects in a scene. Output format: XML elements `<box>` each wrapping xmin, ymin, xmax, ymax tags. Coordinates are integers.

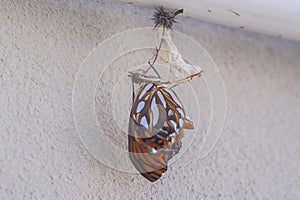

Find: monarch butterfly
<box><xmin>128</xmin><ymin>82</ymin><xmax>194</xmax><ymax>182</ymax></box>
<box><xmin>128</xmin><ymin>6</ymin><xmax>202</xmax><ymax>182</ymax></box>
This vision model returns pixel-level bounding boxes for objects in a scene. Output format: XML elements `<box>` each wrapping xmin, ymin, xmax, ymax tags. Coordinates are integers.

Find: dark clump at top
<box><xmin>152</xmin><ymin>6</ymin><xmax>183</xmax><ymax>29</ymax></box>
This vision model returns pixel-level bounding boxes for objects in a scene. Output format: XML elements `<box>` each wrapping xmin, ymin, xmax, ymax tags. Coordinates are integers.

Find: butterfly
<box><xmin>128</xmin><ymin>82</ymin><xmax>194</xmax><ymax>182</ymax></box>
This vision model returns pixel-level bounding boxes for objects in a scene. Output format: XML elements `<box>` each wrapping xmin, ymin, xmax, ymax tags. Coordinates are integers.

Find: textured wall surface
<box><xmin>1</xmin><ymin>0</ymin><xmax>300</xmax><ymax>199</ymax></box>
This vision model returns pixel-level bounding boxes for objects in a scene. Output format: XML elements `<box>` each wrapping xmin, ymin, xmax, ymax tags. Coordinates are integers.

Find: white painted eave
<box><xmin>120</xmin><ymin>0</ymin><xmax>300</xmax><ymax>41</ymax></box>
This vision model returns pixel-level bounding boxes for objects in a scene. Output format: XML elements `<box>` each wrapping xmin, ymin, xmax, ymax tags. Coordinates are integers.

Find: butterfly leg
<box><xmin>131</xmin><ymin>78</ymin><xmax>135</xmax><ymax>102</ymax></box>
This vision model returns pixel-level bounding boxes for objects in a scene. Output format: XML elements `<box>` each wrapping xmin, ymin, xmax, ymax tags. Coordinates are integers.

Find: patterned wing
<box><xmin>128</xmin><ymin>83</ymin><xmax>194</xmax><ymax>182</ymax></box>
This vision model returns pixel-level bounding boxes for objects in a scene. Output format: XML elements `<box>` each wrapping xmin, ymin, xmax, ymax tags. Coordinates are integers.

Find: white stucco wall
<box><xmin>0</xmin><ymin>0</ymin><xmax>299</xmax><ymax>199</ymax></box>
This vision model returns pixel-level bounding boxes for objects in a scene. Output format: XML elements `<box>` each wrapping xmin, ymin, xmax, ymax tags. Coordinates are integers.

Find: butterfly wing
<box><xmin>128</xmin><ymin>83</ymin><xmax>194</xmax><ymax>182</ymax></box>
<box><xmin>128</xmin><ymin>124</ymin><xmax>171</xmax><ymax>182</ymax></box>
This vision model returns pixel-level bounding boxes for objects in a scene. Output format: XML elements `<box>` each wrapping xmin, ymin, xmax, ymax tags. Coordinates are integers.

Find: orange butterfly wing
<box><xmin>128</xmin><ymin>83</ymin><xmax>194</xmax><ymax>182</ymax></box>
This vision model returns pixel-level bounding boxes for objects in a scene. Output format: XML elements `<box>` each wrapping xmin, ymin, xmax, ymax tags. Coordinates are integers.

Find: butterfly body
<box><xmin>128</xmin><ymin>83</ymin><xmax>194</xmax><ymax>182</ymax></box>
